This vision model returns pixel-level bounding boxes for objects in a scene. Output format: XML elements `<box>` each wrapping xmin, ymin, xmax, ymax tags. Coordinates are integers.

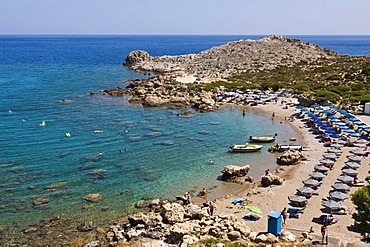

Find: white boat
<box><xmin>39</xmin><ymin>121</ymin><xmax>46</xmax><ymax>127</ymax></box>
<box><xmin>229</xmin><ymin>143</ymin><xmax>263</xmax><ymax>153</ymax></box>
<box><xmin>249</xmin><ymin>133</ymin><xmax>277</xmax><ymax>143</ymax></box>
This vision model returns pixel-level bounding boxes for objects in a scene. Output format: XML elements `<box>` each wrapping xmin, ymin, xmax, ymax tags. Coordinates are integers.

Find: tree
<box><xmin>351</xmin><ymin>185</ymin><xmax>370</xmax><ymax>242</ymax></box>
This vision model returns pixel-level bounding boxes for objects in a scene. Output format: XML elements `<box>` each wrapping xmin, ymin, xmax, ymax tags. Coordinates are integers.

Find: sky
<box><xmin>1</xmin><ymin>0</ymin><xmax>370</xmax><ymax>35</ymax></box>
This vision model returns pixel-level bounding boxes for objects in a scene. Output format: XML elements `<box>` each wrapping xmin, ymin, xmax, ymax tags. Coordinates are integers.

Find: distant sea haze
<box><xmin>0</xmin><ymin>35</ymin><xmax>369</xmax><ymax>228</ymax></box>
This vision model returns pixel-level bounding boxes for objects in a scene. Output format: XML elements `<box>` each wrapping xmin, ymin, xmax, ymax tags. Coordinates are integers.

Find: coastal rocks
<box><xmin>221</xmin><ymin>165</ymin><xmax>251</xmax><ymax>183</ymax></box>
<box><xmin>125</xmin><ymin>50</ymin><xmax>151</xmax><ymax>67</ymax></box>
<box><xmin>83</xmin><ymin>193</ymin><xmax>102</xmax><ymax>203</ymax></box>
<box><xmin>77</xmin><ymin>221</ymin><xmax>94</xmax><ymax>232</ymax></box>
<box><xmin>161</xmin><ymin>203</ymin><xmax>185</xmax><ymax>224</ymax></box>
<box><xmin>261</xmin><ymin>174</ymin><xmax>285</xmax><ymax>187</ymax></box>
<box><xmin>277</xmin><ymin>150</ymin><xmax>302</xmax><ymax>165</ymax></box>
<box><xmin>44</xmin><ymin>182</ymin><xmax>68</xmax><ymax>190</ymax></box>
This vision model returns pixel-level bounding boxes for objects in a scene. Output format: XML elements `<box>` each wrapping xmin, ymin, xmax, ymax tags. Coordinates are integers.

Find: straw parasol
<box><xmin>314</xmin><ymin>165</ymin><xmax>330</xmax><ymax>172</ymax></box>
<box><xmin>344</xmin><ymin>162</ymin><xmax>361</xmax><ymax>169</ymax></box>
<box><xmin>337</xmin><ymin>175</ymin><xmax>354</xmax><ymax>184</ymax></box>
<box><xmin>323</xmin><ymin>153</ymin><xmax>338</xmax><ymax>160</ymax></box>
<box><xmin>322</xmin><ymin>199</ymin><xmax>341</xmax><ymax>212</ymax></box>
<box><xmin>331</xmin><ymin>183</ymin><xmax>351</xmax><ymax>191</ymax></box>
<box><xmin>296</xmin><ymin>187</ymin><xmax>316</xmax><ymax>196</ymax></box>
<box><xmin>309</xmin><ymin>172</ymin><xmax>326</xmax><ymax>180</ymax></box>
<box><xmin>303</xmin><ymin>179</ymin><xmax>321</xmax><ymax>187</ymax></box>
<box><xmin>342</xmin><ymin>168</ymin><xmax>359</xmax><ymax>177</ymax></box>
<box><xmin>347</xmin><ymin>155</ymin><xmax>362</xmax><ymax>163</ymax></box>
<box><xmin>329</xmin><ymin>191</ymin><xmax>349</xmax><ymax>201</ymax></box>
<box><xmin>288</xmin><ymin>195</ymin><xmax>307</xmax><ymax>204</ymax></box>
<box><xmin>350</xmin><ymin>149</ymin><xmax>367</xmax><ymax>156</ymax></box>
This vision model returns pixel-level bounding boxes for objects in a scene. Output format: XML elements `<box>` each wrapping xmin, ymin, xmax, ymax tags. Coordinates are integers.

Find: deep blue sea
<box><xmin>1</xmin><ymin>35</ymin><xmax>369</xmax><ymax>227</ymax></box>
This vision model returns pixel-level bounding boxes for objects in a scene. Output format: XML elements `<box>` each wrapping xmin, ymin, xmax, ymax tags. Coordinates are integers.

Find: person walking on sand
<box><xmin>281</xmin><ymin>207</ymin><xmax>288</xmax><ymax>226</ymax></box>
<box><xmin>321</xmin><ymin>224</ymin><xmax>327</xmax><ymax>244</ymax></box>
<box><xmin>208</xmin><ymin>200</ymin><xmax>216</xmax><ymax>216</ymax></box>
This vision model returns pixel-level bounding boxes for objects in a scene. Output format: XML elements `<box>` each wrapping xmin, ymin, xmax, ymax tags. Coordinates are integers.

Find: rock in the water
<box><xmin>277</xmin><ymin>150</ymin><xmax>301</xmax><ymax>165</ymax></box>
<box><xmin>125</xmin><ymin>50</ymin><xmax>151</xmax><ymax>67</ymax></box>
<box><xmin>77</xmin><ymin>221</ymin><xmax>94</xmax><ymax>232</ymax></box>
<box><xmin>44</xmin><ymin>182</ymin><xmax>68</xmax><ymax>190</ymax></box>
<box><xmin>261</xmin><ymin>174</ymin><xmax>285</xmax><ymax>187</ymax></box>
<box><xmin>33</xmin><ymin>197</ymin><xmax>50</xmax><ymax>206</ymax></box>
<box><xmin>83</xmin><ymin>193</ymin><xmax>102</xmax><ymax>202</ymax></box>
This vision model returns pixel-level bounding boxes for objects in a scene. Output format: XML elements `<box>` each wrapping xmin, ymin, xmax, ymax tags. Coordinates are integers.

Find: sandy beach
<box><xmin>208</xmin><ymin>100</ymin><xmax>369</xmax><ymax>245</ymax></box>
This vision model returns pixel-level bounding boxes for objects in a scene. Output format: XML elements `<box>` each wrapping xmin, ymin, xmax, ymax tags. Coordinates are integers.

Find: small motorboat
<box><xmin>229</xmin><ymin>143</ymin><xmax>263</xmax><ymax>153</ymax></box>
<box><xmin>249</xmin><ymin>133</ymin><xmax>277</xmax><ymax>143</ymax></box>
<box><xmin>39</xmin><ymin>121</ymin><xmax>46</xmax><ymax>127</ymax></box>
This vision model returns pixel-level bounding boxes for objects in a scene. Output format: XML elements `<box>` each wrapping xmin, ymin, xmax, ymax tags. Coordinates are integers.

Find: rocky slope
<box><xmin>124</xmin><ymin>35</ymin><xmax>338</xmax><ymax>79</ymax></box>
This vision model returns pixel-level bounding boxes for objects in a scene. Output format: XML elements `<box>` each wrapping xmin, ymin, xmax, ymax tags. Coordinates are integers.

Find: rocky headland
<box><xmin>103</xmin><ymin>35</ymin><xmax>344</xmax><ymax>111</ymax></box>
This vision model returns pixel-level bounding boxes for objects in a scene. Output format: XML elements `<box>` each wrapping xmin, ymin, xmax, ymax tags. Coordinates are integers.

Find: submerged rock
<box><xmin>33</xmin><ymin>197</ymin><xmax>50</xmax><ymax>206</ymax></box>
<box><xmin>44</xmin><ymin>182</ymin><xmax>68</xmax><ymax>190</ymax></box>
<box><xmin>83</xmin><ymin>193</ymin><xmax>102</xmax><ymax>203</ymax></box>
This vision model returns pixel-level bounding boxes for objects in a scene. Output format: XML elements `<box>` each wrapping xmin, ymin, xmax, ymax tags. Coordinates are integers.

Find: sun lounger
<box><xmin>288</xmin><ymin>206</ymin><xmax>306</xmax><ymax>214</ymax></box>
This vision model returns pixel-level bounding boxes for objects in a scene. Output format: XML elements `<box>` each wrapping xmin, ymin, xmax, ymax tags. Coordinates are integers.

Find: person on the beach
<box><xmin>243</xmin><ymin>110</ymin><xmax>245</xmax><ymax>116</ymax></box>
<box><xmin>208</xmin><ymin>200</ymin><xmax>216</xmax><ymax>216</ymax></box>
<box><xmin>321</xmin><ymin>224</ymin><xmax>327</xmax><ymax>243</ymax></box>
<box><xmin>265</xmin><ymin>169</ymin><xmax>270</xmax><ymax>176</ymax></box>
<box><xmin>199</xmin><ymin>188</ymin><xmax>207</xmax><ymax>197</ymax></box>
<box><xmin>281</xmin><ymin>207</ymin><xmax>288</xmax><ymax>226</ymax></box>
<box><xmin>184</xmin><ymin>191</ymin><xmax>191</xmax><ymax>205</ymax></box>
<box><xmin>98</xmin><ymin>152</ymin><xmax>103</xmax><ymax>157</ymax></box>
<box><xmin>272</xmin><ymin>112</ymin><xmax>275</xmax><ymax>119</ymax></box>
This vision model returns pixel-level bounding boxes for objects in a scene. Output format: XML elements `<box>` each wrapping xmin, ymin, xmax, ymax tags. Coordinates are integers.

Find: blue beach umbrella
<box><xmin>350</xmin><ymin>133</ymin><xmax>361</xmax><ymax>137</ymax></box>
<box><xmin>338</xmin><ymin>109</ymin><xmax>348</xmax><ymax>114</ymax></box>
<box><xmin>335</xmin><ymin>122</ymin><xmax>346</xmax><ymax>126</ymax></box>
<box><xmin>339</xmin><ymin>125</ymin><xmax>349</xmax><ymax>130</ymax></box>
<box><xmin>330</xmin><ymin>118</ymin><xmax>341</xmax><ymax>122</ymax></box>
<box><xmin>344</xmin><ymin>129</ymin><xmax>355</xmax><ymax>133</ymax></box>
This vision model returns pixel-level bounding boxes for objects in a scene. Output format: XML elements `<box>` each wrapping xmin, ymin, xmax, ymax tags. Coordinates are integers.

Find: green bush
<box><xmin>351</xmin><ymin>186</ymin><xmax>370</xmax><ymax>242</ymax></box>
<box><xmin>314</xmin><ymin>90</ymin><xmax>341</xmax><ymax>103</ymax></box>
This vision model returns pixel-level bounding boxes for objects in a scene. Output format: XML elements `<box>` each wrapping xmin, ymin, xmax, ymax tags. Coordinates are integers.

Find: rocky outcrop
<box><xmin>277</xmin><ymin>150</ymin><xmax>302</xmax><ymax>165</ymax></box>
<box><xmin>103</xmin><ymin>76</ymin><xmax>218</xmax><ymax>111</ymax></box>
<box><xmin>125</xmin><ymin>35</ymin><xmax>337</xmax><ymax>79</ymax></box>
<box><xmin>221</xmin><ymin>165</ymin><xmax>251</xmax><ymax>183</ymax></box>
<box><xmin>261</xmin><ymin>174</ymin><xmax>285</xmax><ymax>187</ymax></box>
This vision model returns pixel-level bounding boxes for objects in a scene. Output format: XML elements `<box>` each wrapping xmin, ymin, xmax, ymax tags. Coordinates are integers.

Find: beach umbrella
<box><xmin>350</xmin><ymin>149</ymin><xmax>367</xmax><ymax>156</ymax></box>
<box><xmin>344</xmin><ymin>162</ymin><xmax>361</xmax><ymax>169</ymax></box>
<box><xmin>296</xmin><ymin>187</ymin><xmax>316</xmax><ymax>196</ymax></box>
<box><xmin>347</xmin><ymin>155</ymin><xmax>362</xmax><ymax>163</ymax></box>
<box><xmin>335</xmin><ymin>122</ymin><xmax>346</xmax><ymax>126</ymax></box>
<box><xmin>320</xmin><ymin>159</ymin><xmax>335</xmax><ymax>166</ymax></box>
<box><xmin>353</xmin><ymin>121</ymin><xmax>363</xmax><ymax>125</ymax></box>
<box><xmin>248</xmin><ymin>205</ymin><xmax>263</xmax><ymax>215</ymax></box>
<box><xmin>331</xmin><ymin>183</ymin><xmax>351</xmax><ymax>192</ymax></box>
<box><xmin>288</xmin><ymin>195</ymin><xmax>307</xmax><ymax>204</ymax></box>
<box><xmin>330</xmin><ymin>118</ymin><xmax>341</xmax><ymax>122</ymax></box>
<box><xmin>322</xmin><ymin>199</ymin><xmax>341</xmax><ymax>211</ymax></box>
<box><xmin>363</xmin><ymin>128</ymin><xmax>370</xmax><ymax>133</ymax></box>
<box><xmin>330</xmin><ymin>143</ymin><xmax>343</xmax><ymax>149</ymax></box>
<box><xmin>323</xmin><ymin>153</ymin><xmax>338</xmax><ymax>160</ymax></box>
<box><xmin>337</xmin><ymin>175</ymin><xmax>354</xmax><ymax>184</ymax></box>
<box><xmin>329</xmin><ymin>191</ymin><xmax>349</xmax><ymax>201</ymax></box>
<box><xmin>338</xmin><ymin>109</ymin><xmax>348</xmax><ymax>115</ymax></box>
<box><xmin>314</xmin><ymin>165</ymin><xmax>330</xmax><ymax>172</ymax></box>
<box><xmin>353</xmin><ymin>143</ymin><xmax>367</xmax><ymax>148</ymax></box>
<box><xmin>334</xmin><ymin>140</ymin><xmax>347</xmax><ymax>145</ymax></box>
<box><xmin>355</xmin><ymin>139</ymin><xmax>369</xmax><ymax>144</ymax></box>
<box><xmin>342</xmin><ymin>168</ymin><xmax>359</xmax><ymax>177</ymax></box>
<box><xmin>309</xmin><ymin>172</ymin><xmax>326</xmax><ymax>180</ymax></box>
<box><xmin>327</xmin><ymin>148</ymin><xmax>342</xmax><ymax>155</ymax></box>
<box><xmin>303</xmin><ymin>179</ymin><xmax>321</xmax><ymax>187</ymax></box>
<box><xmin>350</xmin><ymin>133</ymin><xmax>361</xmax><ymax>137</ymax></box>
<box><xmin>344</xmin><ymin>129</ymin><xmax>356</xmax><ymax>133</ymax></box>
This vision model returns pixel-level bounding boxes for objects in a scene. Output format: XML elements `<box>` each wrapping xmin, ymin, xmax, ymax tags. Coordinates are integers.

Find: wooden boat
<box><xmin>229</xmin><ymin>143</ymin><xmax>263</xmax><ymax>153</ymax></box>
<box><xmin>249</xmin><ymin>133</ymin><xmax>277</xmax><ymax>143</ymax></box>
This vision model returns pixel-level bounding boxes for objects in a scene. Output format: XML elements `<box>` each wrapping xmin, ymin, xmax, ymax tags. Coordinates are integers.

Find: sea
<box><xmin>1</xmin><ymin>35</ymin><xmax>370</xmax><ymax>230</ymax></box>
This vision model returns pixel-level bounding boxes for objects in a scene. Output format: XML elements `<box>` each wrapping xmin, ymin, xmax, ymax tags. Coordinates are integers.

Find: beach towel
<box><xmin>248</xmin><ymin>205</ymin><xmax>263</xmax><ymax>215</ymax></box>
<box><xmin>243</xmin><ymin>213</ymin><xmax>261</xmax><ymax>222</ymax></box>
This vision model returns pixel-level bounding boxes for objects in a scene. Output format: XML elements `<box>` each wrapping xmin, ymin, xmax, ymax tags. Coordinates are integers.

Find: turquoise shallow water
<box><xmin>1</xmin><ymin>35</ymin><xmax>369</xmax><ymax>227</ymax></box>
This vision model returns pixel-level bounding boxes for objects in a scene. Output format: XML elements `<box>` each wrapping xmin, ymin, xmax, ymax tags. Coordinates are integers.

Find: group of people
<box><xmin>179</xmin><ymin>189</ymin><xmax>216</xmax><ymax>216</ymax></box>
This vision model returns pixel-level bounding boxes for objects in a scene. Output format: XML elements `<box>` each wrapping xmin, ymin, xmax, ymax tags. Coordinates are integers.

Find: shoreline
<box><xmin>208</xmin><ymin>100</ymin><xmax>368</xmax><ymax>244</ymax></box>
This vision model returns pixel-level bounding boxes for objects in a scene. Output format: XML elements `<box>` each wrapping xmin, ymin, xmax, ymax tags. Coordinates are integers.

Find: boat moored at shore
<box><xmin>228</xmin><ymin>143</ymin><xmax>263</xmax><ymax>153</ymax></box>
<box><xmin>249</xmin><ymin>133</ymin><xmax>277</xmax><ymax>143</ymax></box>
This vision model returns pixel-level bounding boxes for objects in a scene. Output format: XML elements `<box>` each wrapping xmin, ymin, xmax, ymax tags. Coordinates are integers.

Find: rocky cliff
<box><xmin>125</xmin><ymin>35</ymin><xmax>338</xmax><ymax>79</ymax></box>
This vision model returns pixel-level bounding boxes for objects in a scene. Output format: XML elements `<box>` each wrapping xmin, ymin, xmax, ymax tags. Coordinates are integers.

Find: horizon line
<box><xmin>1</xmin><ymin>33</ymin><xmax>370</xmax><ymax>36</ymax></box>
